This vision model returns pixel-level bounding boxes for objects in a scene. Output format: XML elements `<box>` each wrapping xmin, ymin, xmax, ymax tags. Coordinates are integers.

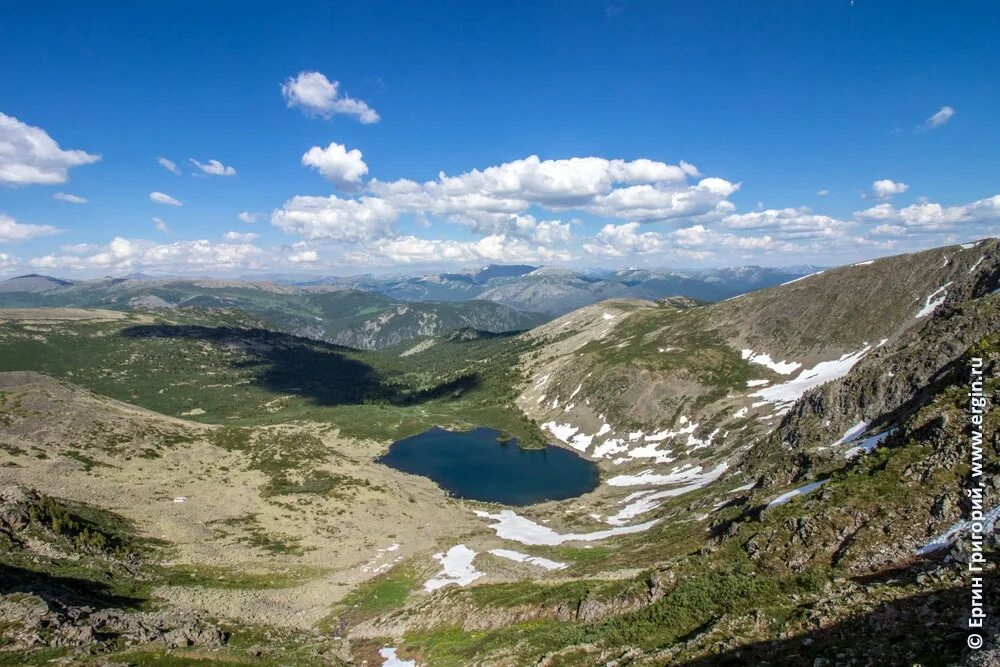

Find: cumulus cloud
<box><xmin>157</xmin><ymin>157</ymin><xmax>181</xmax><ymax>174</ymax></box>
<box><xmin>149</xmin><ymin>191</ymin><xmax>183</xmax><ymax>206</ymax></box>
<box><xmin>281</xmin><ymin>71</ymin><xmax>380</xmax><ymax>123</ymax></box>
<box><xmin>152</xmin><ymin>217</ymin><xmax>169</xmax><ymax>234</ymax></box>
<box><xmin>872</xmin><ymin>179</ymin><xmax>909</xmax><ymax>199</ymax></box>
<box><xmin>364</xmin><ymin>155</ymin><xmax>735</xmax><ymax>223</ymax></box>
<box><xmin>720</xmin><ymin>207</ymin><xmax>849</xmax><ymax>240</ymax></box>
<box><xmin>301</xmin><ymin>142</ymin><xmax>368</xmax><ymax>189</ymax></box>
<box><xmin>0</xmin><ymin>252</ymin><xmax>19</xmax><ymax>273</ymax></box>
<box><xmin>190</xmin><ymin>158</ymin><xmax>236</xmax><ymax>176</ymax></box>
<box><xmin>270</xmin><ymin>194</ymin><xmax>398</xmax><ymax>243</ymax></box>
<box><xmin>582</xmin><ymin>222</ymin><xmax>800</xmax><ymax>260</ymax></box>
<box><xmin>0</xmin><ymin>214</ymin><xmax>61</xmax><ymax>242</ymax></box>
<box><xmin>358</xmin><ymin>234</ymin><xmax>573</xmax><ymax>266</ymax></box>
<box><xmin>856</xmin><ymin>194</ymin><xmax>1000</xmax><ymax>232</ymax></box>
<box><xmin>288</xmin><ymin>249</ymin><xmax>318</xmax><ymax>263</ymax></box>
<box><xmin>925</xmin><ymin>105</ymin><xmax>955</xmax><ymax>129</ymax></box>
<box><xmin>0</xmin><ymin>113</ymin><xmax>100</xmax><ymax>186</ymax></box>
<box><xmin>223</xmin><ymin>231</ymin><xmax>258</xmax><ymax>242</ymax></box>
<box><xmin>238</xmin><ymin>211</ymin><xmax>261</xmax><ymax>223</ymax></box>
<box><xmin>53</xmin><ymin>192</ymin><xmax>87</xmax><ymax>204</ymax></box>
<box><xmin>30</xmin><ymin>237</ymin><xmax>265</xmax><ymax>272</ymax></box>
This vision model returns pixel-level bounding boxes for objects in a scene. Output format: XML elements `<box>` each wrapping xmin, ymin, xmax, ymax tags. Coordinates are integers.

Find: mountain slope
<box><xmin>516</xmin><ymin>239</ymin><xmax>999</xmax><ymax>488</ymax></box>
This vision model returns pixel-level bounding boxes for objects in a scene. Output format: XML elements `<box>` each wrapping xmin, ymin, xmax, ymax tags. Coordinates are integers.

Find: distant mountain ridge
<box><xmin>283</xmin><ymin>263</ymin><xmax>818</xmax><ymax>315</ymax></box>
<box><xmin>0</xmin><ymin>276</ymin><xmax>546</xmax><ymax>350</ymax></box>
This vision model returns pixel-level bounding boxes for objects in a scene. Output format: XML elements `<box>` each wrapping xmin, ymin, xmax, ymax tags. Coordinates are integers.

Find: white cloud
<box><xmin>366</xmin><ymin>155</ymin><xmax>735</xmax><ymax>223</ymax></box>
<box><xmin>280</xmin><ymin>71</ymin><xmax>380</xmax><ymax>124</ymax></box>
<box><xmin>357</xmin><ymin>234</ymin><xmax>573</xmax><ymax>266</ymax></box>
<box><xmin>583</xmin><ymin>221</ymin><xmax>807</xmax><ymax>261</ymax></box>
<box><xmin>720</xmin><ymin>207</ymin><xmax>849</xmax><ymax>240</ymax></box>
<box><xmin>301</xmin><ymin>142</ymin><xmax>368</xmax><ymax>189</ymax></box>
<box><xmin>150</xmin><ymin>191</ymin><xmax>183</xmax><ymax>206</ymax></box>
<box><xmin>288</xmin><ymin>249</ymin><xmax>318</xmax><ymax>263</ymax></box>
<box><xmin>0</xmin><ymin>113</ymin><xmax>101</xmax><ymax>186</ymax></box>
<box><xmin>0</xmin><ymin>252</ymin><xmax>19</xmax><ymax>273</ymax></box>
<box><xmin>816</xmin><ymin>189</ymin><xmax>830</xmax><ymax>196</ymax></box>
<box><xmin>271</xmin><ymin>194</ymin><xmax>398</xmax><ymax>243</ymax></box>
<box><xmin>30</xmin><ymin>237</ymin><xmax>265</xmax><ymax>272</ymax></box>
<box><xmin>190</xmin><ymin>158</ymin><xmax>236</xmax><ymax>176</ymax></box>
<box><xmin>872</xmin><ymin>179</ymin><xmax>909</xmax><ymax>199</ymax></box>
<box><xmin>238</xmin><ymin>211</ymin><xmax>261</xmax><ymax>223</ymax></box>
<box><xmin>223</xmin><ymin>231</ymin><xmax>258</xmax><ymax>242</ymax></box>
<box><xmin>152</xmin><ymin>217</ymin><xmax>169</xmax><ymax>234</ymax></box>
<box><xmin>925</xmin><ymin>105</ymin><xmax>955</xmax><ymax>129</ymax></box>
<box><xmin>157</xmin><ymin>157</ymin><xmax>181</xmax><ymax>174</ymax></box>
<box><xmin>856</xmin><ymin>194</ymin><xmax>1000</xmax><ymax>232</ymax></box>
<box><xmin>0</xmin><ymin>214</ymin><xmax>61</xmax><ymax>242</ymax></box>
<box><xmin>53</xmin><ymin>192</ymin><xmax>87</xmax><ymax>204</ymax></box>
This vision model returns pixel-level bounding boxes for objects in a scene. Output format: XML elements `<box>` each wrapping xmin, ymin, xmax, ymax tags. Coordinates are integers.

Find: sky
<box><xmin>1</xmin><ymin>1</ymin><xmax>999</xmax><ymax>277</ymax></box>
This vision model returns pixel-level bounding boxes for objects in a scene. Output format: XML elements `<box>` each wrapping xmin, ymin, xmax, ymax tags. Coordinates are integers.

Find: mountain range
<box><xmin>0</xmin><ymin>240</ymin><xmax>997</xmax><ymax>665</ymax></box>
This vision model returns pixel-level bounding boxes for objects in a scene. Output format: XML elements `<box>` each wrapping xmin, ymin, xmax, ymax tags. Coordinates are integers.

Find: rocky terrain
<box><xmin>0</xmin><ymin>240</ymin><xmax>997</xmax><ymax>665</ymax></box>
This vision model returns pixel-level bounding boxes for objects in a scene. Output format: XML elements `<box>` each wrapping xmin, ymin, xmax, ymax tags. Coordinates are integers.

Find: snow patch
<box><xmin>488</xmin><ymin>548</ymin><xmax>567</xmax><ymax>570</ymax></box>
<box><xmin>843</xmin><ymin>429</ymin><xmax>895</xmax><ymax>459</ymax></box>
<box><xmin>741</xmin><ymin>349</ymin><xmax>801</xmax><ymax>375</ymax></box>
<box><xmin>917</xmin><ymin>505</ymin><xmax>1000</xmax><ymax>555</ymax></box>
<box><xmin>915</xmin><ymin>282</ymin><xmax>952</xmax><ymax>319</ymax></box>
<box><xmin>605</xmin><ymin>462</ymin><xmax>730</xmax><ymax>525</ymax></box>
<box><xmin>379</xmin><ymin>647</ymin><xmax>416</xmax><ymax>667</ymax></box>
<box><xmin>746</xmin><ymin>379</ymin><xmax>770</xmax><ymax>388</ymax></box>
<box><xmin>423</xmin><ymin>545</ymin><xmax>483</xmax><ymax>592</ymax></box>
<box><xmin>765</xmin><ymin>480</ymin><xmax>828</xmax><ymax>510</ymax></box>
<box><xmin>830</xmin><ymin>420</ymin><xmax>867</xmax><ymax>447</ymax></box>
<box><xmin>750</xmin><ymin>345</ymin><xmax>873</xmax><ymax>410</ymax></box>
<box><xmin>602</xmin><ymin>312</ymin><xmax>615</xmax><ymax>320</ymax></box>
<box><xmin>607</xmin><ymin>461</ymin><xmax>729</xmax><ymax>487</ymax></box>
<box><xmin>475</xmin><ymin>510</ymin><xmax>659</xmax><ymax>545</ymax></box>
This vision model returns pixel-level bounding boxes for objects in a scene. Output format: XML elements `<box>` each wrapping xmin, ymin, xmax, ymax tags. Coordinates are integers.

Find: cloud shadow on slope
<box><xmin>119</xmin><ymin>324</ymin><xmax>480</xmax><ymax>407</ymax></box>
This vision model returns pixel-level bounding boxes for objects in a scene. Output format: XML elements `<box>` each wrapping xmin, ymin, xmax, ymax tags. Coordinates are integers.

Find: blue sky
<box><xmin>1</xmin><ymin>1</ymin><xmax>998</xmax><ymax>276</ymax></box>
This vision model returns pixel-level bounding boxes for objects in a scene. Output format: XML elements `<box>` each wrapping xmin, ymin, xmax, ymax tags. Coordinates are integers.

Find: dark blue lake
<box><xmin>377</xmin><ymin>427</ymin><xmax>600</xmax><ymax>505</ymax></box>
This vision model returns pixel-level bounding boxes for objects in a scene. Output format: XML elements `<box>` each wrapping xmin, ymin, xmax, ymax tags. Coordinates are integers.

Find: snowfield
<box><xmin>741</xmin><ymin>348</ymin><xmax>801</xmax><ymax>375</ymax></box>
<box><xmin>750</xmin><ymin>344</ymin><xmax>874</xmax><ymax>411</ymax></box>
<box><xmin>765</xmin><ymin>479</ymin><xmax>828</xmax><ymax>510</ymax></box>
<box><xmin>915</xmin><ymin>282</ymin><xmax>952</xmax><ymax>319</ymax></box>
<box><xmin>475</xmin><ymin>509</ymin><xmax>659</xmax><ymax>545</ymax></box>
<box><xmin>423</xmin><ymin>544</ymin><xmax>484</xmax><ymax>592</ymax></box>
<box><xmin>488</xmin><ymin>548</ymin><xmax>567</xmax><ymax>570</ymax></box>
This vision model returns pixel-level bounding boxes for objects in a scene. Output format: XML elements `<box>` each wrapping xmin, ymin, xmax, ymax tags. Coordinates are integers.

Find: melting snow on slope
<box><xmin>917</xmin><ymin>506</ymin><xmax>1000</xmax><ymax>555</ymax></box>
<box><xmin>781</xmin><ymin>271</ymin><xmax>824</xmax><ymax>286</ymax></box>
<box><xmin>607</xmin><ymin>461</ymin><xmax>729</xmax><ymax>488</ymax></box>
<box><xmin>969</xmin><ymin>256</ymin><xmax>985</xmax><ymax>274</ymax></box>
<box><xmin>765</xmin><ymin>480</ymin><xmax>828</xmax><ymax>510</ymax></box>
<box><xmin>379</xmin><ymin>647</ymin><xmax>416</xmax><ymax>667</ymax></box>
<box><xmin>741</xmin><ymin>349</ymin><xmax>801</xmax><ymax>375</ymax></box>
<box><xmin>488</xmin><ymin>548</ymin><xmax>567</xmax><ymax>570</ymax></box>
<box><xmin>423</xmin><ymin>545</ymin><xmax>484</xmax><ymax>592</ymax></box>
<box><xmin>830</xmin><ymin>421</ymin><xmax>867</xmax><ymax>447</ymax></box>
<box><xmin>475</xmin><ymin>510</ymin><xmax>658</xmax><ymax>545</ymax></box>
<box><xmin>746</xmin><ymin>379</ymin><xmax>770</xmax><ymax>388</ymax></box>
<box><xmin>842</xmin><ymin>429</ymin><xmax>895</xmax><ymax>459</ymax></box>
<box><xmin>915</xmin><ymin>282</ymin><xmax>952</xmax><ymax>319</ymax></box>
<box><xmin>602</xmin><ymin>312</ymin><xmax>615</xmax><ymax>320</ymax></box>
<box><xmin>605</xmin><ymin>462</ymin><xmax>730</xmax><ymax>525</ymax></box>
<box><xmin>750</xmin><ymin>344</ymin><xmax>874</xmax><ymax>411</ymax></box>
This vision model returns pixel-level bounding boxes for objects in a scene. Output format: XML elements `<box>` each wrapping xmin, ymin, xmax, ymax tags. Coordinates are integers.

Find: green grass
<box><xmin>321</xmin><ymin>563</ymin><xmax>421</xmax><ymax>630</ymax></box>
<box><xmin>0</xmin><ymin>311</ymin><xmax>549</xmax><ymax>448</ymax></box>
